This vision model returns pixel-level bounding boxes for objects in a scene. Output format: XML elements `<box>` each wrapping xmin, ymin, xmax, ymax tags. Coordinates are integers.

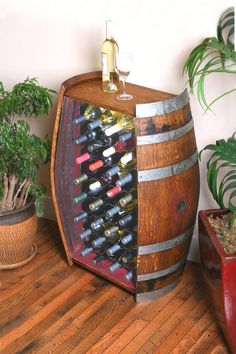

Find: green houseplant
<box><xmin>183</xmin><ymin>7</ymin><xmax>236</xmax><ymax>353</ymax></box>
<box><xmin>183</xmin><ymin>6</ymin><xmax>235</xmax><ymax>112</ymax></box>
<box><xmin>0</xmin><ymin>77</ymin><xmax>55</xmax><ymax>269</ymax></box>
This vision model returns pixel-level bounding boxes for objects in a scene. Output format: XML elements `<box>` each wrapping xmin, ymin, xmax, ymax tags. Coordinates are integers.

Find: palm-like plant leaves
<box><xmin>183</xmin><ymin>7</ymin><xmax>235</xmax><ymax>111</ymax></box>
<box><xmin>199</xmin><ymin>134</ymin><xmax>236</xmax><ymax>227</ymax></box>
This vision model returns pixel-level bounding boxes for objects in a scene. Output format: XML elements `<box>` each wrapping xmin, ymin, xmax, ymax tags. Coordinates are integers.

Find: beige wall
<box><xmin>0</xmin><ymin>0</ymin><xmax>235</xmax><ymax>259</ymax></box>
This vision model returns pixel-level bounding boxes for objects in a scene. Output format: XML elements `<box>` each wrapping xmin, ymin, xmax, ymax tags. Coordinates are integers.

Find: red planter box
<box><xmin>199</xmin><ymin>209</ymin><xmax>236</xmax><ymax>354</ymax></box>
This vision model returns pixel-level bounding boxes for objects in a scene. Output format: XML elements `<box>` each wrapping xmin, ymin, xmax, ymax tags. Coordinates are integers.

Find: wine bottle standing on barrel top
<box><xmin>102</xmin><ymin>20</ymin><xmax>119</xmax><ymax>93</ymax></box>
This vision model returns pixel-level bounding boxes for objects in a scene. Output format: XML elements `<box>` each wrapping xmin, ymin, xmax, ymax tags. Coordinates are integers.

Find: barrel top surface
<box><xmin>63</xmin><ymin>71</ymin><xmax>175</xmax><ymax>116</ymax></box>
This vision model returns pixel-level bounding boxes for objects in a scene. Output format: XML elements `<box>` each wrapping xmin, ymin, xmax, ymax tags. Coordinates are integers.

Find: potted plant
<box><xmin>183</xmin><ymin>7</ymin><xmax>236</xmax><ymax>353</ymax></box>
<box><xmin>0</xmin><ymin>77</ymin><xmax>55</xmax><ymax>269</ymax></box>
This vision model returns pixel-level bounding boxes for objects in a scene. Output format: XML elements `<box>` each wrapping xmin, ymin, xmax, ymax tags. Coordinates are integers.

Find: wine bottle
<box><xmin>87</xmin><ymin>109</ymin><xmax>122</xmax><ymax>130</ymax></box>
<box><xmin>74</xmin><ymin>202</ymin><xmax>113</xmax><ymax>222</ymax></box>
<box><xmin>88</xmin><ymin>188</ymin><xmax>128</xmax><ymax>211</ymax></box>
<box><xmin>104</xmin><ymin>225</ymin><xmax>126</xmax><ymax>238</ymax></box>
<box><xmin>75</xmin><ymin>148</ymin><xmax>104</xmax><ymax>165</ymax></box>
<box><xmin>119</xmin><ymin>190</ymin><xmax>137</xmax><ymax>208</ymax></box>
<box><xmin>109</xmin><ymin>246</ymin><xmax>136</xmax><ymax>273</ymax></box>
<box><xmin>72</xmin><ymin>184</ymin><xmax>109</xmax><ymax>204</ymax></box>
<box><xmin>88</xmin><ymin>152</ymin><xmax>125</xmax><ymax>172</ymax></box>
<box><xmin>105</xmin><ymin>152</ymin><xmax>136</xmax><ymax>178</ymax></box>
<box><xmin>102</xmin><ymin>20</ymin><xmax>119</xmax><ymax>93</ymax></box>
<box><xmin>74</xmin><ymin>130</ymin><xmax>97</xmax><ymax>145</ymax></box>
<box><xmin>88</xmin><ymin>174</ymin><xmax>117</xmax><ymax>192</ymax></box>
<box><xmin>116</xmin><ymin>170</ymin><xmax>136</xmax><ymax>187</ymax></box>
<box><xmin>106</xmin><ymin>233</ymin><xmax>135</xmax><ymax>256</ymax></box>
<box><xmin>73</xmin><ymin>105</ymin><xmax>103</xmax><ymax>125</ymax></box>
<box><xmin>102</xmin><ymin>137</ymin><xmax>135</xmax><ymax>158</ymax></box>
<box><xmin>105</xmin><ymin>115</ymin><xmax>134</xmax><ymax>136</ymax></box>
<box><xmin>105</xmin><ymin>202</ymin><xmax>137</xmax><ymax>219</ymax></box>
<box><xmin>73</xmin><ymin>163</ymin><xmax>113</xmax><ymax>186</ymax></box>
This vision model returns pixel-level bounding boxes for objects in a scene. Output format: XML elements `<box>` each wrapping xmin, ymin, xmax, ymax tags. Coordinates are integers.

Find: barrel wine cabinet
<box><xmin>51</xmin><ymin>71</ymin><xmax>200</xmax><ymax>302</ymax></box>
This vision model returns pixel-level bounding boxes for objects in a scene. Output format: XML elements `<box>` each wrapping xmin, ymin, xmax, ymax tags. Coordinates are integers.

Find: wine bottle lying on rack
<box><xmin>73</xmin><ymin>105</ymin><xmax>103</xmax><ymax>124</ymax></box>
<box><xmin>109</xmin><ymin>248</ymin><xmax>137</xmax><ymax>272</ymax></box>
<box><xmin>87</xmin><ymin>156</ymin><xmax>120</xmax><ymax>172</ymax></box>
<box><xmin>87</xmin><ymin>109</ymin><xmax>121</xmax><ymax>130</ymax></box>
<box><xmin>102</xmin><ymin>137</ymin><xmax>135</xmax><ymax>158</ymax></box>
<box><xmin>105</xmin><ymin>115</ymin><xmax>134</xmax><ymax>136</ymax></box>
<box><xmin>105</xmin><ymin>152</ymin><xmax>136</xmax><ymax>178</ymax></box>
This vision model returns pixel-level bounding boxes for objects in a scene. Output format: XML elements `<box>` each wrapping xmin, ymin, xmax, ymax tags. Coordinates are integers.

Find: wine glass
<box><xmin>115</xmin><ymin>52</ymin><xmax>133</xmax><ymax>100</ymax></box>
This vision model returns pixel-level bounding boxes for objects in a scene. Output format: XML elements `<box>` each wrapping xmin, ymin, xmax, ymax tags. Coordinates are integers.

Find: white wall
<box><xmin>0</xmin><ymin>0</ymin><xmax>235</xmax><ymax>261</ymax></box>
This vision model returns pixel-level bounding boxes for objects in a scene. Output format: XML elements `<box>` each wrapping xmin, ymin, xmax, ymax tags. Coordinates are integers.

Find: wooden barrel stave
<box><xmin>135</xmin><ymin>89</ymin><xmax>200</xmax><ymax>301</ymax></box>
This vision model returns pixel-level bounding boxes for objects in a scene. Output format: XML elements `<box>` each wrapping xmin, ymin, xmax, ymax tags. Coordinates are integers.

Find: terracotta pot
<box><xmin>0</xmin><ymin>199</ymin><xmax>38</xmax><ymax>269</ymax></box>
<box><xmin>199</xmin><ymin>209</ymin><xmax>236</xmax><ymax>354</ymax></box>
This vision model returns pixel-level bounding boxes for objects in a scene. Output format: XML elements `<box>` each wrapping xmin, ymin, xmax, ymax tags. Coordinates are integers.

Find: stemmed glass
<box><xmin>115</xmin><ymin>52</ymin><xmax>133</xmax><ymax>100</ymax></box>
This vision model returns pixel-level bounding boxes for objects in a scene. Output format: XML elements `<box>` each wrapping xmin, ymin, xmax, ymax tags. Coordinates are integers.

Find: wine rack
<box><xmin>51</xmin><ymin>71</ymin><xmax>200</xmax><ymax>302</ymax></box>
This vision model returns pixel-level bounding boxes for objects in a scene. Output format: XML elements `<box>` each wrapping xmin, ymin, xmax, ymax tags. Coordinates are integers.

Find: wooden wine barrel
<box><xmin>51</xmin><ymin>72</ymin><xmax>200</xmax><ymax>302</ymax></box>
<box><xmin>135</xmin><ymin>90</ymin><xmax>200</xmax><ymax>301</ymax></box>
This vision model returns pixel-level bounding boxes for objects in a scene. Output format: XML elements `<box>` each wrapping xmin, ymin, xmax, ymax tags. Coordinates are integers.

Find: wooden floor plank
<box><xmin>0</xmin><ymin>218</ymin><xmax>230</xmax><ymax>354</ymax></box>
<box><xmin>2</xmin><ymin>278</ymin><xmax>107</xmax><ymax>354</ymax></box>
<box><xmin>1</xmin><ymin>272</ymin><xmax>94</xmax><ymax>351</ymax></box>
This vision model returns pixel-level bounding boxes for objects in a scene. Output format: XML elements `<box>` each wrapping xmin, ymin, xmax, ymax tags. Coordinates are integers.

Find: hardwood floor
<box><xmin>1</xmin><ymin>218</ymin><xmax>230</xmax><ymax>354</ymax></box>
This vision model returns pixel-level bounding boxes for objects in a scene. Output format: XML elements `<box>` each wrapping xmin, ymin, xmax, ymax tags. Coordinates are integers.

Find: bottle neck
<box><xmin>106</xmin><ymin>20</ymin><xmax>114</xmax><ymax>39</ymax></box>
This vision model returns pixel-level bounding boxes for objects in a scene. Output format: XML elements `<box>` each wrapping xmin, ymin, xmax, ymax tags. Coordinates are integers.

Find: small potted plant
<box><xmin>183</xmin><ymin>7</ymin><xmax>236</xmax><ymax>353</ymax></box>
<box><xmin>0</xmin><ymin>77</ymin><xmax>55</xmax><ymax>269</ymax></box>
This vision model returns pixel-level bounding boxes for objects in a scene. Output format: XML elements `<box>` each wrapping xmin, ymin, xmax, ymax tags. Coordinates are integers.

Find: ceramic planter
<box><xmin>199</xmin><ymin>209</ymin><xmax>236</xmax><ymax>354</ymax></box>
<box><xmin>0</xmin><ymin>199</ymin><xmax>38</xmax><ymax>269</ymax></box>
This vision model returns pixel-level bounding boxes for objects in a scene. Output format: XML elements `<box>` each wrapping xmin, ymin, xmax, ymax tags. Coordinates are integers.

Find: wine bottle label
<box><xmin>107</xmin><ymin>185</ymin><xmax>122</xmax><ymax>198</ymax></box>
<box><xmin>102</xmin><ymin>53</ymin><xmax>108</xmax><ymax>75</ymax></box>
<box><xmin>109</xmin><ymin>262</ymin><xmax>122</xmax><ymax>272</ymax></box>
<box><xmin>106</xmin><ymin>166</ymin><xmax>121</xmax><ymax>178</ymax></box>
<box><xmin>73</xmin><ymin>192</ymin><xmax>87</xmax><ymax>204</ymax></box>
<box><xmin>89</xmin><ymin>181</ymin><xmax>102</xmax><ymax>191</ymax></box>
<box><xmin>92</xmin><ymin>236</ymin><xmax>106</xmax><ymax>248</ymax></box>
<box><xmin>107</xmin><ymin>244</ymin><xmax>121</xmax><ymax>256</ymax></box>
<box><xmin>105</xmin><ymin>123</ymin><xmax>120</xmax><ymax>136</ymax></box>
<box><xmin>74</xmin><ymin>174</ymin><xmax>88</xmax><ymax>185</ymax></box>
<box><xmin>124</xmin><ymin>271</ymin><xmax>133</xmax><ymax>281</ymax></box>
<box><xmin>89</xmin><ymin>199</ymin><xmax>104</xmax><ymax>210</ymax></box>
<box><xmin>74</xmin><ymin>211</ymin><xmax>88</xmax><ymax>222</ymax></box>
<box><xmin>87</xmin><ymin>119</ymin><xmax>102</xmax><ymax>130</ymax></box>
<box><xmin>116</xmin><ymin>173</ymin><xmax>133</xmax><ymax>187</ymax></box>
<box><xmin>80</xmin><ymin>229</ymin><xmax>92</xmax><ymax>240</ymax></box>
<box><xmin>89</xmin><ymin>160</ymin><xmax>104</xmax><ymax>171</ymax></box>
<box><xmin>119</xmin><ymin>193</ymin><xmax>133</xmax><ymax>207</ymax></box>
<box><xmin>106</xmin><ymin>205</ymin><xmax>121</xmax><ymax>218</ymax></box>
<box><xmin>102</xmin><ymin>146</ymin><xmax>116</xmax><ymax>158</ymax></box>
<box><xmin>80</xmin><ymin>247</ymin><xmax>93</xmax><ymax>257</ymax></box>
<box><xmin>76</xmin><ymin>152</ymin><xmax>90</xmax><ymax>165</ymax></box>
<box><xmin>120</xmin><ymin>152</ymin><xmax>133</xmax><ymax>165</ymax></box>
<box><xmin>105</xmin><ymin>225</ymin><xmax>119</xmax><ymax>237</ymax></box>
<box><xmin>119</xmin><ymin>131</ymin><xmax>132</xmax><ymax>143</ymax></box>
<box><xmin>119</xmin><ymin>214</ymin><xmax>133</xmax><ymax>227</ymax></box>
<box><xmin>121</xmin><ymin>233</ymin><xmax>133</xmax><ymax>245</ymax></box>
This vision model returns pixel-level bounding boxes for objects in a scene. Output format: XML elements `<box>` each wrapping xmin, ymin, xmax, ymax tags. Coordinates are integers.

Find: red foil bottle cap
<box><xmin>115</xmin><ymin>140</ymin><xmax>125</xmax><ymax>151</ymax></box>
<box><xmin>89</xmin><ymin>160</ymin><xmax>104</xmax><ymax>171</ymax></box>
<box><xmin>107</xmin><ymin>185</ymin><xmax>122</xmax><ymax>198</ymax></box>
<box><xmin>75</xmin><ymin>152</ymin><xmax>90</xmax><ymax>164</ymax></box>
